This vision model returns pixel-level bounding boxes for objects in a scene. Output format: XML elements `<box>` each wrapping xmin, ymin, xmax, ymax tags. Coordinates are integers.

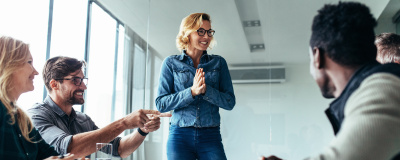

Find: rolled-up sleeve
<box><xmin>109</xmin><ymin>137</ymin><xmax>122</xmax><ymax>157</ymax></box>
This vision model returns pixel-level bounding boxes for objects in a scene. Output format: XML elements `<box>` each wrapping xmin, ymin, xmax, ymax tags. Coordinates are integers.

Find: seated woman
<box><xmin>0</xmin><ymin>36</ymin><xmax>76</xmax><ymax>160</ymax></box>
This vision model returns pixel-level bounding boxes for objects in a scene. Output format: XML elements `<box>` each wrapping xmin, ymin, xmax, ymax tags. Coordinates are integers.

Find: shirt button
<box><xmin>197</xmin><ymin>108</ymin><xmax>199</xmax><ymax>110</ymax></box>
<box><xmin>19</xmin><ymin>134</ymin><xmax>21</xmax><ymax>137</ymax></box>
<box><xmin>26</xmin><ymin>153</ymin><xmax>29</xmax><ymax>155</ymax></box>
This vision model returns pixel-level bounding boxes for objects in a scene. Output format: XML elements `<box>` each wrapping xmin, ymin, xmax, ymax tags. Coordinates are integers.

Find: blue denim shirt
<box><xmin>156</xmin><ymin>50</ymin><xmax>235</xmax><ymax>128</ymax></box>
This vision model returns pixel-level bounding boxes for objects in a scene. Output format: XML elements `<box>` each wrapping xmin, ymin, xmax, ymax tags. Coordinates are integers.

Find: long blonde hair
<box><xmin>176</xmin><ymin>13</ymin><xmax>216</xmax><ymax>51</ymax></box>
<box><xmin>0</xmin><ymin>36</ymin><xmax>35</xmax><ymax>142</ymax></box>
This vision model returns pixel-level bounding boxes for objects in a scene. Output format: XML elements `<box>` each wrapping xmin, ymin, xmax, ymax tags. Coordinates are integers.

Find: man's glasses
<box><xmin>55</xmin><ymin>77</ymin><xmax>88</xmax><ymax>86</ymax></box>
<box><xmin>197</xmin><ymin>28</ymin><xmax>215</xmax><ymax>37</ymax></box>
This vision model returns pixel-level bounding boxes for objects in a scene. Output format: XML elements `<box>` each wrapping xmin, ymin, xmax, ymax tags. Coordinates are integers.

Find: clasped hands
<box><xmin>191</xmin><ymin>68</ymin><xmax>206</xmax><ymax>97</ymax></box>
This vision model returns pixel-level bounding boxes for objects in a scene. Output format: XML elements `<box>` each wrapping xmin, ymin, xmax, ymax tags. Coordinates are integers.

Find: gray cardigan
<box><xmin>305</xmin><ymin>73</ymin><xmax>400</xmax><ymax>160</ymax></box>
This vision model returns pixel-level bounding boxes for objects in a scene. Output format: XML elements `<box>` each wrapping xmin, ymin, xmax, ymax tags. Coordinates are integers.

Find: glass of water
<box><xmin>95</xmin><ymin>143</ymin><xmax>112</xmax><ymax>160</ymax></box>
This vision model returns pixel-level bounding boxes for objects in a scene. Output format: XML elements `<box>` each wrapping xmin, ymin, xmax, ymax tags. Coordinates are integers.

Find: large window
<box><xmin>131</xmin><ymin>44</ymin><xmax>146</xmax><ymax>112</ymax></box>
<box><xmin>1</xmin><ymin>1</ymin><xmax>162</xmax><ymax>160</ymax></box>
<box><xmin>0</xmin><ymin>0</ymin><xmax>49</xmax><ymax>110</ymax></box>
<box><xmin>146</xmin><ymin>54</ymin><xmax>169</xmax><ymax>160</ymax></box>
<box><xmin>50</xmin><ymin>0</ymin><xmax>87</xmax><ymax>60</ymax></box>
<box><xmin>85</xmin><ymin>3</ymin><xmax>119</xmax><ymax>128</ymax></box>
<box><xmin>50</xmin><ymin>0</ymin><xmax>87</xmax><ymax>112</ymax></box>
<box><xmin>113</xmin><ymin>25</ymin><xmax>126</xmax><ymax>122</ymax></box>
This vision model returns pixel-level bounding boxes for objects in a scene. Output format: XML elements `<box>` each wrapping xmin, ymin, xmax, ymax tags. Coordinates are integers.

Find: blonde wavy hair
<box><xmin>0</xmin><ymin>36</ymin><xmax>35</xmax><ymax>142</ymax></box>
<box><xmin>176</xmin><ymin>13</ymin><xmax>216</xmax><ymax>51</ymax></box>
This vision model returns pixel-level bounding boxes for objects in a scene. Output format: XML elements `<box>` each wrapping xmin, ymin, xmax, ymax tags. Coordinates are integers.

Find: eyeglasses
<box><xmin>197</xmin><ymin>28</ymin><xmax>215</xmax><ymax>37</ymax></box>
<box><xmin>55</xmin><ymin>77</ymin><xmax>88</xmax><ymax>86</ymax></box>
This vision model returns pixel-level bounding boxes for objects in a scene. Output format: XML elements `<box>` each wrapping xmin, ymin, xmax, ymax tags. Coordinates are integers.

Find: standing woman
<box><xmin>0</xmin><ymin>36</ymin><xmax>74</xmax><ymax>160</ymax></box>
<box><xmin>156</xmin><ymin>13</ymin><xmax>235</xmax><ymax>160</ymax></box>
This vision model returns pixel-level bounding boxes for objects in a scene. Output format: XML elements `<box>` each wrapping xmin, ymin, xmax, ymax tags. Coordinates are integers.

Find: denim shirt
<box><xmin>155</xmin><ymin>50</ymin><xmax>235</xmax><ymax>128</ymax></box>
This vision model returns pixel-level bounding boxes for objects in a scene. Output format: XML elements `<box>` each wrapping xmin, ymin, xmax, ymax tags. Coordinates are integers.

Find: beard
<box><xmin>312</xmin><ymin>66</ymin><xmax>335</xmax><ymax>99</ymax></box>
<box><xmin>67</xmin><ymin>90</ymin><xmax>85</xmax><ymax>105</ymax></box>
<box><xmin>320</xmin><ymin>85</ymin><xmax>335</xmax><ymax>98</ymax></box>
<box><xmin>319</xmin><ymin>78</ymin><xmax>335</xmax><ymax>99</ymax></box>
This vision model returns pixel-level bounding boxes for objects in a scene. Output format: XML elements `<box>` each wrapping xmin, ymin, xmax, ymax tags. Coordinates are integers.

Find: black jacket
<box><xmin>325</xmin><ymin>62</ymin><xmax>400</xmax><ymax>159</ymax></box>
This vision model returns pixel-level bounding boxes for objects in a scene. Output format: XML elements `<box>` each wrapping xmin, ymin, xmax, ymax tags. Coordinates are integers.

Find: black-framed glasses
<box><xmin>55</xmin><ymin>77</ymin><xmax>88</xmax><ymax>86</ymax></box>
<box><xmin>197</xmin><ymin>28</ymin><xmax>215</xmax><ymax>37</ymax></box>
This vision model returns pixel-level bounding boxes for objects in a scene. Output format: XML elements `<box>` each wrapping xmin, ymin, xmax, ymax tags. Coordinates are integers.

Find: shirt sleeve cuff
<box><xmin>203</xmin><ymin>85</ymin><xmax>216</xmax><ymax>101</ymax></box>
<box><xmin>61</xmin><ymin>135</ymin><xmax>73</xmax><ymax>155</ymax></box>
<box><xmin>181</xmin><ymin>87</ymin><xmax>196</xmax><ymax>106</ymax></box>
<box><xmin>111</xmin><ymin>137</ymin><xmax>122</xmax><ymax>157</ymax></box>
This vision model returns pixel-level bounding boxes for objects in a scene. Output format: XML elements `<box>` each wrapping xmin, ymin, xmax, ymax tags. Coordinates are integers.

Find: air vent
<box><xmin>243</xmin><ymin>20</ymin><xmax>261</xmax><ymax>27</ymax></box>
<box><xmin>234</xmin><ymin>0</ymin><xmax>265</xmax><ymax>52</ymax></box>
<box><xmin>250</xmin><ymin>44</ymin><xmax>265</xmax><ymax>52</ymax></box>
<box><xmin>229</xmin><ymin>66</ymin><xmax>285</xmax><ymax>84</ymax></box>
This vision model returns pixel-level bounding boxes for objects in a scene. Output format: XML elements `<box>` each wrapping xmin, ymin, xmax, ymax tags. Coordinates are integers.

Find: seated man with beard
<box><xmin>28</xmin><ymin>56</ymin><xmax>171</xmax><ymax>159</ymax></box>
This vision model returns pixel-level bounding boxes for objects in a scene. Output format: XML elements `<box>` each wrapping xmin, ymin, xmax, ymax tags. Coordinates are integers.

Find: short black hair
<box><xmin>310</xmin><ymin>2</ymin><xmax>377</xmax><ymax>67</ymax></box>
<box><xmin>43</xmin><ymin>56</ymin><xmax>86</xmax><ymax>92</ymax></box>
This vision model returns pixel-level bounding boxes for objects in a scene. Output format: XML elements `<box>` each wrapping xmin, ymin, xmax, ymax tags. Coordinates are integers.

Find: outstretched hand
<box><xmin>124</xmin><ymin>109</ymin><xmax>160</xmax><ymax>129</ymax></box>
<box><xmin>158</xmin><ymin>112</ymin><xmax>173</xmax><ymax>118</ymax></box>
<box><xmin>140</xmin><ymin>112</ymin><xmax>172</xmax><ymax>133</ymax></box>
<box><xmin>191</xmin><ymin>68</ymin><xmax>206</xmax><ymax>96</ymax></box>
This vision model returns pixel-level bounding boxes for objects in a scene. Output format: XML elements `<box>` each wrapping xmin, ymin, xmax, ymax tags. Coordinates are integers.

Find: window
<box><xmin>50</xmin><ymin>0</ymin><xmax>87</xmax><ymax>60</ymax></box>
<box><xmin>1</xmin><ymin>2</ymin><xmax>163</xmax><ymax>159</ymax></box>
<box><xmin>0</xmin><ymin>0</ymin><xmax>49</xmax><ymax>110</ymax></box>
<box><xmin>151</xmin><ymin>54</ymin><xmax>164</xmax><ymax>142</ymax></box>
<box><xmin>113</xmin><ymin>25</ymin><xmax>126</xmax><ymax>122</ymax></box>
<box><xmin>85</xmin><ymin>3</ymin><xmax>118</xmax><ymax>128</ymax></box>
<box><xmin>50</xmin><ymin>0</ymin><xmax>87</xmax><ymax>112</ymax></box>
<box><xmin>131</xmin><ymin>44</ymin><xmax>146</xmax><ymax>112</ymax></box>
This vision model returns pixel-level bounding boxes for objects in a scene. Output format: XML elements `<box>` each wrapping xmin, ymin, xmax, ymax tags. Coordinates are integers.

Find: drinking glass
<box><xmin>95</xmin><ymin>143</ymin><xmax>112</xmax><ymax>160</ymax></box>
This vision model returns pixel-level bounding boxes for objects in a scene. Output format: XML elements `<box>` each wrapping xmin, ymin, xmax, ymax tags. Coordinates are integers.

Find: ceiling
<box><xmin>98</xmin><ymin>0</ymin><xmax>393</xmax><ymax>65</ymax></box>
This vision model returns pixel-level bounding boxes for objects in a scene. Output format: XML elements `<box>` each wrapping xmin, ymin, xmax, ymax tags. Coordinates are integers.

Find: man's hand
<box><xmin>123</xmin><ymin>109</ymin><xmax>160</xmax><ymax>129</ymax></box>
<box><xmin>191</xmin><ymin>68</ymin><xmax>206</xmax><ymax>96</ymax></box>
<box><xmin>141</xmin><ymin>112</ymin><xmax>172</xmax><ymax>133</ymax></box>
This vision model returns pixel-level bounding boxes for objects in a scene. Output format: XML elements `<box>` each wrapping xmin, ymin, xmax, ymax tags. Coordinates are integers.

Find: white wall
<box><xmin>220</xmin><ymin>63</ymin><xmax>334</xmax><ymax>160</ymax></box>
<box><xmin>375</xmin><ymin>0</ymin><xmax>400</xmax><ymax>34</ymax></box>
<box><xmin>376</xmin><ymin>17</ymin><xmax>396</xmax><ymax>34</ymax></box>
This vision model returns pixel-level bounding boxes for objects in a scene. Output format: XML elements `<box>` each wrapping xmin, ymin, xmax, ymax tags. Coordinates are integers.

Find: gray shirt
<box><xmin>27</xmin><ymin>96</ymin><xmax>121</xmax><ymax>157</ymax></box>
